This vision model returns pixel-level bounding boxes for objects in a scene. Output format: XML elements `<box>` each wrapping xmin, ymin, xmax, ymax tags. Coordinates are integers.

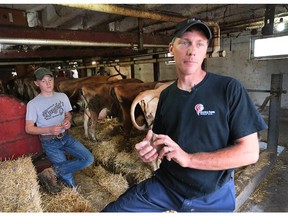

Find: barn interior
<box><xmin>0</xmin><ymin>3</ymin><xmax>287</xmax><ymax>213</ymax></box>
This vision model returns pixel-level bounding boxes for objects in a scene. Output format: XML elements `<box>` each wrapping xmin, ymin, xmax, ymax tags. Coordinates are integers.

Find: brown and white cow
<box><xmin>56</xmin><ymin>75</ymin><xmax>121</xmax><ymax>111</ymax></box>
<box><xmin>130</xmin><ymin>80</ymin><xmax>175</xmax><ymax>130</ymax></box>
<box><xmin>130</xmin><ymin>80</ymin><xmax>175</xmax><ymax>170</ymax></box>
<box><xmin>23</xmin><ymin>77</ymin><xmax>40</xmax><ymax>101</ymax></box>
<box><xmin>111</xmin><ymin>81</ymin><xmax>163</xmax><ymax>141</ymax></box>
<box><xmin>12</xmin><ymin>78</ymin><xmax>26</xmax><ymax>101</ymax></box>
<box><xmin>6</xmin><ymin>78</ymin><xmax>18</xmax><ymax>97</ymax></box>
<box><xmin>81</xmin><ymin>78</ymin><xmax>143</xmax><ymax>141</ymax></box>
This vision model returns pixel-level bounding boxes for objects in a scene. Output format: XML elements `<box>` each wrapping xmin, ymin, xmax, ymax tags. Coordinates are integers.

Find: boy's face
<box><xmin>34</xmin><ymin>75</ymin><xmax>54</xmax><ymax>93</ymax></box>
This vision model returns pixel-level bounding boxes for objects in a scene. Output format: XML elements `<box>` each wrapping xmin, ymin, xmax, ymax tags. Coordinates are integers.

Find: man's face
<box><xmin>169</xmin><ymin>30</ymin><xmax>209</xmax><ymax>75</ymax></box>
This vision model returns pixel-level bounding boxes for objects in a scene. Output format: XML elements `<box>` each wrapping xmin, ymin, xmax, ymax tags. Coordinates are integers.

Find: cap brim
<box><xmin>173</xmin><ymin>20</ymin><xmax>212</xmax><ymax>41</ymax></box>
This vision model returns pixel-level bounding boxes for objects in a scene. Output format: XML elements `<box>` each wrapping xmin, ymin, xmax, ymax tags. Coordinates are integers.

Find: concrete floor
<box><xmin>238</xmin><ymin>109</ymin><xmax>288</xmax><ymax>212</ymax></box>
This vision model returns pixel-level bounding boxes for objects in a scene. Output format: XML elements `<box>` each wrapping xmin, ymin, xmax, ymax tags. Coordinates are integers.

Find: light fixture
<box><xmin>276</xmin><ymin>17</ymin><xmax>285</xmax><ymax>32</ymax></box>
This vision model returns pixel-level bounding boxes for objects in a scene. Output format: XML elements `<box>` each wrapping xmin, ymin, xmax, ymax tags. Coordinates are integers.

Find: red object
<box><xmin>0</xmin><ymin>95</ymin><xmax>51</xmax><ymax>172</ymax></box>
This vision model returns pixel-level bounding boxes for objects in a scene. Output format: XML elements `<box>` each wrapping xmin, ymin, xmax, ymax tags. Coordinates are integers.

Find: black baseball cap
<box><xmin>172</xmin><ymin>18</ymin><xmax>212</xmax><ymax>41</ymax></box>
<box><xmin>34</xmin><ymin>67</ymin><xmax>53</xmax><ymax>80</ymax></box>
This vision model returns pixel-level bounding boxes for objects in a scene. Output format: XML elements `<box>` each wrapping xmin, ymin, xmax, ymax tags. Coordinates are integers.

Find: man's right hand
<box><xmin>135</xmin><ymin>130</ymin><xmax>158</xmax><ymax>163</ymax></box>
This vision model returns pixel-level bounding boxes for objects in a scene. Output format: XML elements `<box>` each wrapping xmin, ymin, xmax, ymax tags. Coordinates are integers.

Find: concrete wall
<box><xmin>133</xmin><ymin>62</ymin><xmax>177</xmax><ymax>82</ymax></box>
<box><xmin>134</xmin><ymin>63</ymin><xmax>154</xmax><ymax>82</ymax></box>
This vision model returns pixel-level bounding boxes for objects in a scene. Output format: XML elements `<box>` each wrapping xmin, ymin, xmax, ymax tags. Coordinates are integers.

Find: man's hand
<box><xmin>153</xmin><ymin>133</ymin><xmax>190</xmax><ymax>167</ymax></box>
<box><xmin>135</xmin><ymin>130</ymin><xmax>158</xmax><ymax>163</ymax></box>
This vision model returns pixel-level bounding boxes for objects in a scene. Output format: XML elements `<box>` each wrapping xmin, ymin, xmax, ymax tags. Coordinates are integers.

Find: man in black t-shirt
<box><xmin>102</xmin><ymin>18</ymin><xmax>267</xmax><ymax>212</ymax></box>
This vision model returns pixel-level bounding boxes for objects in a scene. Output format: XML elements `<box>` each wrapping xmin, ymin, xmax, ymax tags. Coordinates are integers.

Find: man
<box><xmin>25</xmin><ymin>67</ymin><xmax>94</xmax><ymax>192</ymax></box>
<box><xmin>102</xmin><ymin>18</ymin><xmax>267</xmax><ymax>212</ymax></box>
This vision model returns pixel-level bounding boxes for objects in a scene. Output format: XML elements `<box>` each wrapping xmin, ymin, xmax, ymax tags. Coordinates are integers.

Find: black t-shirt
<box><xmin>152</xmin><ymin>72</ymin><xmax>268</xmax><ymax>198</ymax></box>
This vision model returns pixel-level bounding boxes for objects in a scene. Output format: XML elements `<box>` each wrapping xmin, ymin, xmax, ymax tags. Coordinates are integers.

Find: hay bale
<box><xmin>93</xmin><ymin>165</ymin><xmax>129</xmax><ymax>198</ymax></box>
<box><xmin>92</xmin><ymin>139</ymin><xmax>120</xmax><ymax>168</ymax></box>
<box><xmin>97</xmin><ymin>118</ymin><xmax>120</xmax><ymax>137</ymax></box>
<box><xmin>113</xmin><ymin>151</ymin><xmax>153</xmax><ymax>184</ymax></box>
<box><xmin>41</xmin><ymin>187</ymin><xmax>94</xmax><ymax>212</ymax></box>
<box><xmin>64</xmin><ymin>113</ymin><xmax>154</xmax><ymax>211</ymax></box>
<box><xmin>75</xmin><ymin>169</ymin><xmax>118</xmax><ymax>212</ymax></box>
<box><xmin>79</xmin><ymin>165</ymin><xmax>96</xmax><ymax>178</ymax></box>
<box><xmin>68</xmin><ymin>125</ymin><xmax>95</xmax><ymax>150</ymax></box>
<box><xmin>0</xmin><ymin>156</ymin><xmax>42</xmax><ymax>212</ymax></box>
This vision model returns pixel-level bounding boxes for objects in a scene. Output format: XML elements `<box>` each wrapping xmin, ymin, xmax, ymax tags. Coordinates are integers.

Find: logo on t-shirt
<box><xmin>195</xmin><ymin>104</ymin><xmax>215</xmax><ymax>116</ymax></box>
<box><xmin>42</xmin><ymin>101</ymin><xmax>64</xmax><ymax>120</ymax></box>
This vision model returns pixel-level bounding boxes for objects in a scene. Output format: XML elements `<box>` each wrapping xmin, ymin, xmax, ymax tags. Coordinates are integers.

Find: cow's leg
<box><xmin>97</xmin><ymin>108</ymin><xmax>111</xmax><ymax>141</ymax></box>
<box><xmin>121</xmin><ymin>103</ymin><xmax>132</xmax><ymax>140</ymax></box>
<box><xmin>90</xmin><ymin>111</ymin><xmax>98</xmax><ymax>141</ymax></box>
<box><xmin>83</xmin><ymin>108</ymin><xmax>90</xmax><ymax>139</ymax></box>
<box><xmin>120</xmin><ymin>104</ymin><xmax>134</xmax><ymax>152</ymax></box>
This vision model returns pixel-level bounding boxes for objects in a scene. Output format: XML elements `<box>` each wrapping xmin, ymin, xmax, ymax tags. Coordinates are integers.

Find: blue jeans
<box><xmin>40</xmin><ymin>133</ymin><xmax>94</xmax><ymax>188</ymax></box>
<box><xmin>101</xmin><ymin>175</ymin><xmax>235</xmax><ymax>212</ymax></box>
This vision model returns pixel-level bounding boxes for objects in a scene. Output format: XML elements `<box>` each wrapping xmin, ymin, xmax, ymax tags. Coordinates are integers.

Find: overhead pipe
<box><xmin>205</xmin><ymin>21</ymin><xmax>225</xmax><ymax>58</ymax></box>
<box><xmin>77</xmin><ymin>56</ymin><xmax>175</xmax><ymax>68</ymax></box>
<box><xmin>61</xmin><ymin>4</ymin><xmax>224</xmax><ymax>58</ymax></box>
<box><xmin>61</xmin><ymin>4</ymin><xmax>185</xmax><ymax>23</ymax></box>
<box><xmin>0</xmin><ymin>60</ymin><xmax>67</xmax><ymax>66</ymax></box>
<box><xmin>0</xmin><ymin>38</ymin><xmax>167</xmax><ymax>48</ymax></box>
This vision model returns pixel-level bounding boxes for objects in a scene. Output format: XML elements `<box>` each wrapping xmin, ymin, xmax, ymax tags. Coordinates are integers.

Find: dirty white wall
<box><xmin>133</xmin><ymin>62</ymin><xmax>177</xmax><ymax>82</ymax></box>
<box><xmin>133</xmin><ymin>33</ymin><xmax>288</xmax><ymax>109</ymax></box>
<box><xmin>134</xmin><ymin>63</ymin><xmax>154</xmax><ymax>82</ymax></box>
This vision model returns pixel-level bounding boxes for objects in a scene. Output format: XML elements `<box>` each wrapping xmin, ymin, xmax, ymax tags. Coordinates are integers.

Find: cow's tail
<box><xmin>69</xmin><ymin>88</ymin><xmax>79</xmax><ymax>100</ymax></box>
<box><xmin>109</xmin><ymin>86</ymin><xmax>121</xmax><ymax>119</ymax></box>
<box><xmin>112</xmin><ymin>66</ymin><xmax>127</xmax><ymax>79</ymax></box>
<box><xmin>80</xmin><ymin>89</ymin><xmax>89</xmax><ymax>110</ymax></box>
<box><xmin>130</xmin><ymin>93</ymin><xmax>147</xmax><ymax>131</ymax></box>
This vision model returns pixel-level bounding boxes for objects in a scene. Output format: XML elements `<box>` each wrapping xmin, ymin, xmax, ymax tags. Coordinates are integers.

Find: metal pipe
<box><xmin>247</xmin><ymin>89</ymin><xmax>287</xmax><ymax>94</ymax></box>
<box><xmin>77</xmin><ymin>56</ymin><xmax>174</xmax><ymax>68</ymax></box>
<box><xmin>205</xmin><ymin>22</ymin><xmax>222</xmax><ymax>57</ymax></box>
<box><xmin>0</xmin><ymin>60</ymin><xmax>67</xmax><ymax>66</ymax></box>
<box><xmin>0</xmin><ymin>38</ymin><xmax>167</xmax><ymax>48</ymax></box>
<box><xmin>206</xmin><ymin>50</ymin><xmax>226</xmax><ymax>58</ymax></box>
<box><xmin>76</xmin><ymin>48</ymin><xmax>226</xmax><ymax>69</ymax></box>
<box><xmin>61</xmin><ymin>4</ymin><xmax>186</xmax><ymax>23</ymax></box>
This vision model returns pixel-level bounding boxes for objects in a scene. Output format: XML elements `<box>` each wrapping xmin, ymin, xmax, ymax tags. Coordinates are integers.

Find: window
<box><xmin>251</xmin><ymin>34</ymin><xmax>288</xmax><ymax>60</ymax></box>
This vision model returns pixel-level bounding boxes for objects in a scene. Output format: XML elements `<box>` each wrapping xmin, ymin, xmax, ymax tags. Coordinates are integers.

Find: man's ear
<box><xmin>34</xmin><ymin>80</ymin><xmax>39</xmax><ymax>87</ymax></box>
<box><xmin>169</xmin><ymin>43</ymin><xmax>174</xmax><ymax>55</ymax></box>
